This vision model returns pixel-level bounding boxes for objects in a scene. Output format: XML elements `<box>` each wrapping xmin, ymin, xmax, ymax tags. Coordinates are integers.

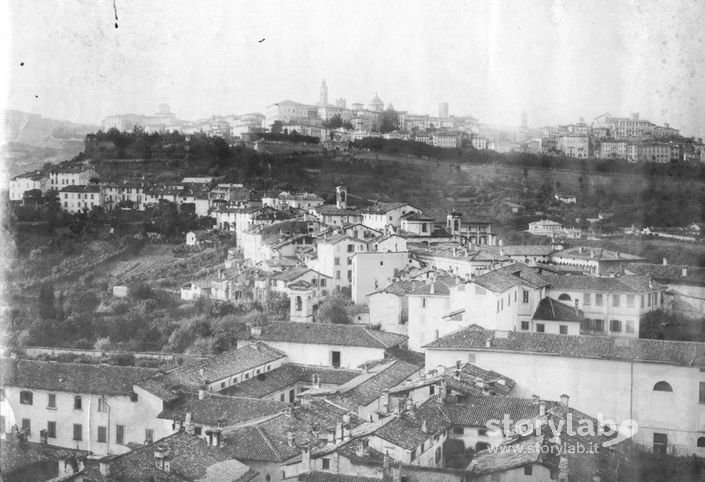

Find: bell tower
<box><xmin>319</xmin><ymin>79</ymin><xmax>328</xmax><ymax>106</ymax></box>
<box><xmin>336</xmin><ymin>183</ymin><xmax>347</xmax><ymax>209</ymax></box>
<box><xmin>447</xmin><ymin>210</ymin><xmax>462</xmax><ymax>235</ymax></box>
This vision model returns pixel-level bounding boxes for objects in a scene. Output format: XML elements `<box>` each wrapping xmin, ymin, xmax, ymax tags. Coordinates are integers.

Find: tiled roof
<box><xmin>472</xmin><ymin>270</ymin><xmax>522</xmax><ymax>293</ymax></box>
<box><xmin>315</xmin><ymin>205</ymin><xmax>361</xmax><ymax>216</ymax></box>
<box><xmin>318</xmin><ymin>233</ymin><xmax>366</xmax><ymax>246</ymax></box>
<box><xmin>334</xmin><ymin>360</ymin><xmax>421</xmax><ymax>407</ymax></box>
<box><xmin>164</xmin><ymin>343</ymin><xmax>286</xmax><ymax>387</ymax></box>
<box><xmin>532</xmin><ymin>297</ymin><xmax>583</xmax><ymax>322</ymax></box>
<box><xmin>299</xmin><ymin>472</ymin><xmax>382</xmax><ymax>482</ymax></box>
<box><xmin>158</xmin><ymin>392</ymin><xmax>288</xmax><ymax>426</ymax></box>
<box><xmin>255</xmin><ymin>323</ymin><xmax>407</xmax><ymax>349</ymax></box>
<box><xmin>373</xmin><ymin>398</ymin><xmax>451</xmax><ymax>450</ymax></box>
<box><xmin>554</xmin><ymin>247</ymin><xmax>645</xmax><ymax>262</ymax></box>
<box><xmin>626</xmin><ymin>263</ymin><xmax>705</xmax><ymax>285</ymax></box>
<box><xmin>60</xmin><ymin>184</ymin><xmax>101</xmax><ymax>193</ymax></box>
<box><xmin>222</xmin><ymin>399</ymin><xmax>363</xmax><ymax>462</ymax></box>
<box><xmin>83</xmin><ymin>431</ymin><xmax>257</xmax><ymax>482</ymax></box>
<box><xmin>543</xmin><ymin>274</ymin><xmax>663</xmax><ymax>292</ymax></box>
<box><xmin>2</xmin><ymin>359</ymin><xmax>157</xmax><ymax>396</ymax></box>
<box><xmin>221</xmin><ymin>364</ymin><xmax>360</xmax><ymax>399</ymax></box>
<box><xmin>443</xmin><ymin>395</ymin><xmax>550</xmax><ymax>427</ymax></box>
<box><xmin>363</xmin><ymin>202</ymin><xmax>415</xmax><ymax>214</ymax></box>
<box><xmin>368</xmin><ymin>279</ymin><xmax>425</xmax><ymax>298</ymax></box>
<box><xmin>135</xmin><ymin>377</ymin><xmax>182</xmax><ymax>402</ymax></box>
<box><xmin>495</xmin><ymin>263</ymin><xmax>550</xmax><ymax>288</ymax></box>
<box><xmin>409</xmin><ymin>275</ymin><xmax>459</xmax><ymax>296</ymax></box>
<box><xmin>496</xmin><ymin>245</ymin><xmax>554</xmax><ymax>256</ymax></box>
<box><xmin>468</xmin><ymin>435</ymin><xmax>544</xmax><ymax>474</ymax></box>
<box><xmin>449</xmin><ymin>362</ymin><xmax>516</xmax><ymax>396</ymax></box>
<box><xmin>0</xmin><ymin>436</ymin><xmax>89</xmax><ymax>477</ymax></box>
<box><xmin>424</xmin><ymin>325</ymin><xmax>705</xmax><ymax>367</ymax></box>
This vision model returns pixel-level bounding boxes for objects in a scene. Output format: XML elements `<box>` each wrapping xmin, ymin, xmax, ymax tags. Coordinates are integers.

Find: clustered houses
<box><xmin>1</xmin><ymin>322</ymin><xmax>627</xmax><ymax>481</ymax></box>
<box><xmin>535</xmin><ymin>112</ymin><xmax>703</xmax><ymax>163</ymax></box>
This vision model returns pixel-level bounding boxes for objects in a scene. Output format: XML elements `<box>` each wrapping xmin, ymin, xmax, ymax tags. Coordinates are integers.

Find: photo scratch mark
<box><xmin>259</xmin><ymin>38</ymin><xmax>266</xmax><ymax>43</ymax></box>
<box><xmin>113</xmin><ymin>0</ymin><xmax>119</xmax><ymax>28</ymax></box>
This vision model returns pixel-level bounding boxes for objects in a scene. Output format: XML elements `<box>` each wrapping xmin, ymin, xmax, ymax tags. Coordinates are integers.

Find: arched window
<box><xmin>558</xmin><ymin>293</ymin><xmax>572</xmax><ymax>301</ymax></box>
<box><xmin>653</xmin><ymin>381</ymin><xmax>673</xmax><ymax>392</ymax></box>
<box><xmin>697</xmin><ymin>437</ymin><xmax>705</xmax><ymax>448</ymax></box>
<box><xmin>295</xmin><ymin>296</ymin><xmax>302</xmax><ymax>312</ymax></box>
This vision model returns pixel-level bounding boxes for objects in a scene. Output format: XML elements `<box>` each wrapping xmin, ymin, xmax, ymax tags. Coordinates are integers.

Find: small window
<box><xmin>536</xmin><ymin>323</ymin><xmax>545</xmax><ymax>333</ymax></box>
<box><xmin>558</xmin><ymin>293</ymin><xmax>571</xmax><ymax>301</ymax></box>
<box><xmin>73</xmin><ymin>424</ymin><xmax>83</xmax><ymax>441</ymax></box>
<box><xmin>524</xmin><ymin>465</ymin><xmax>533</xmax><ymax>475</ymax></box>
<box><xmin>559</xmin><ymin>325</ymin><xmax>568</xmax><ymax>335</ymax></box>
<box><xmin>322</xmin><ymin>458</ymin><xmax>330</xmax><ymax>469</ymax></box>
<box><xmin>116</xmin><ymin>424</ymin><xmax>125</xmax><ymax>444</ymax></box>
<box><xmin>47</xmin><ymin>421</ymin><xmax>56</xmax><ymax>438</ymax></box>
<box><xmin>583</xmin><ymin>293</ymin><xmax>591</xmax><ymax>306</ymax></box>
<box><xmin>610</xmin><ymin>320</ymin><xmax>622</xmax><ymax>332</ymax></box>
<box><xmin>595</xmin><ymin>294</ymin><xmax>603</xmax><ymax>306</ymax></box>
<box><xmin>653</xmin><ymin>381</ymin><xmax>673</xmax><ymax>392</ymax></box>
<box><xmin>22</xmin><ymin>418</ymin><xmax>31</xmax><ymax>434</ymax></box>
<box><xmin>453</xmin><ymin>427</ymin><xmax>464</xmax><ymax>434</ymax></box>
<box><xmin>74</xmin><ymin>396</ymin><xmax>82</xmax><ymax>410</ymax></box>
<box><xmin>98</xmin><ymin>426</ymin><xmax>107</xmax><ymax>443</ymax></box>
<box><xmin>612</xmin><ymin>295</ymin><xmax>620</xmax><ymax>307</ymax></box>
<box><xmin>697</xmin><ymin>437</ymin><xmax>705</xmax><ymax>448</ymax></box>
<box><xmin>194</xmin><ymin>426</ymin><xmax>202</xmax><ymax>435</ymax></box>
<box><xmin>98</xmin><ymin>398</ymin><xmax>108</xmax><ymax>412</ymax></box>
<box><xmin>521</xmin><ymin>321</ymin><xmax>529</xmax><ymax>331</ymax></box>
<box><xmin>626</xmin><ymin>321</ymin><xmax>635</xmax><ymax>334</ymax></box>
<box><xmin>145</xmin><ymin>429</ymin><xmax>154</xmax><ymax>444</ymax></box>
<box><xmin>48</xmin><ymin>393</ymin><xmax>56</xmax><ymax>409</ymax></box>
<box><xmin>20</xmin><ymin>391</ymin><xmax>33</xmax><ymax>405</ymax></box>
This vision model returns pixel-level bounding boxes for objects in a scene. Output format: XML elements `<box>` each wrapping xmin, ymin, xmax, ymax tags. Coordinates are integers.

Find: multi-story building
<box><xmin>101</xmin><ymin>181</ymin><xmax>145</xmax><ymax>211</ymax></box>
<box><xmin>543</xmin><ymin>273</ymin><xmax>666</xmax><ymax>338</ymax></box>
<box><xmin>9</xmin><ymin>171</ymin><xmax>48</xmax><ymax>201</ymax></box>
<box><xmin>598</xmin><ymin>140</ymin><xmax>628</xmax><ymax>159</ymax></box>
<box><xmin>59</xmin><ymin>185</ymin><xmax>103</xmax><ymax>213</ymax></box>
<box><xmin>471</xmin><ymin>136</ymin><xmax>489</xmax><ymax>150</ymax></box>
<box><xmin>361</xmin><ymin>203</ymin><xmax>422</xmax><ymax>232</ymax></box>
<box><xmin>48</xmin><ymin>165</ymin><xmax>98</xmax><ymax>191</ymax></box>
<box><xmin>632</xmin><ymin>142</ymin><xmax>672</xmax><ymax>163</ymax></box>
<box><xmin>557</xmin><ymin>135</ymin><xmax>592</xmax><ymax>158</ymax></box>
<box><xmin>307</xmin><ymin>234</ymin><xmax>368</xmax><ymax>292</ymax></box>
<box><xmin>266</xmin><ymin>100</ymin><xmax>319</xmax><ymax>128</ymax></box>
<box><xmin>424</xmin><ymin>326</ymin><xmax>705</xmax><ymax>456</ymax></box>
<box><xmin>0</xmin><ymin>359</ymin><xmax>171</xmax><ymax>456</ymax></box>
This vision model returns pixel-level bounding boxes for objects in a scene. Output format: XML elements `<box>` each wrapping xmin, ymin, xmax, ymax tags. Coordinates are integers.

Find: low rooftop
<box><xmin>2</xmin><ymin>359</ymin><xmax>157</xmax><ymax>396</ymax></box>
<box><xmin>424</xmin><ymin>325</ymin><xmax>705</xmax><ymax>367</ymax></box>
<box><xmin>253</xmin><ymin>323</ymin><xmax>408</xmax><ymax>350</ymax></box>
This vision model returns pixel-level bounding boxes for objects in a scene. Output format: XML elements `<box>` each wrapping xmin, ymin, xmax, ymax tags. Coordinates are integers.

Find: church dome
<box><xmin>368</xmin><ymin>93</ymin><xmax>384</xmax><ymax>111</ymax></box>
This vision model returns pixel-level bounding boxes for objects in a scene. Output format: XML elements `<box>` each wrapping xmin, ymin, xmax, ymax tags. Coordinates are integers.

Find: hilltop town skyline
<box><xmin>3</xmin><ymin>0</ymin><xmax>705</xmax><ymax>138</ymax></box>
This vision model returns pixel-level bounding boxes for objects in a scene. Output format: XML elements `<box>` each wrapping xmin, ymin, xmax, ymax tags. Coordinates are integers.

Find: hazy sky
<box><xmin>2</xmin><ymin>0</ymin><xmax>705</xmax><ymax>137</ymax></box>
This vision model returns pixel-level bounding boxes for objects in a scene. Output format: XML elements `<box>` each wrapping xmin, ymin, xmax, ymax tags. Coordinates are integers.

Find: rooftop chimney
<box><xmin>184</xmin><ymin>412</ymin><xmax>194</xmax><ymax>434</ymax></box>
<box><xmin>421</xmin><ymin>419</ymin><xmax>429</xmax><ymax>433</ymax></box>
<box><xmin>251</xmin><ymin>325</ymin><xmax>262</xmax><ymax>337</ymax></box>
<box><xmin>539</xmin><ymin>401</ymin><xmax>546</xmax><ymax>416</ymax></box>
<box><xmin>663</xmin><ymin>257</ymin><xmax>668</xmax><ymax>266</ymax></box>
<box><xmin>198</xmin><ymin>389</ymin><xmax>206</xmax><ymax>400</ymax></box>
<box><xmin>560</xmin><ymin>394</ymin><xmax>570</xmax><ymax>407</ymax></box>
<box><xmin>287</xmin><ymin>430</ymin><xmax>295</xmax><ymax>447</ymax></box>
